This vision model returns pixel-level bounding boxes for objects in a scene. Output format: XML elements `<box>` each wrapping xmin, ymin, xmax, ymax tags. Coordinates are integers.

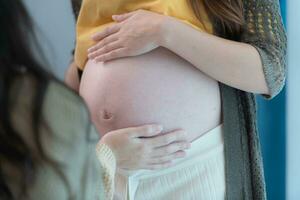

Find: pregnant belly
<box><xmin>79</xmin><ymin>47</ymin><xmax>222</xmax><ymax>142</ymax></box>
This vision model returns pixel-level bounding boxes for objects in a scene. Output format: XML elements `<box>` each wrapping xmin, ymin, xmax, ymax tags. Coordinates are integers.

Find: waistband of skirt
<box><xmin>117</xmin><ymin>123</ymin><xmax>224</xmax><ymax>180</ymax></box>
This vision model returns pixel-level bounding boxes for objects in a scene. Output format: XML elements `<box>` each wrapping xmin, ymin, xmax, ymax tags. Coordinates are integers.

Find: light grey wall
<box><xmin>287</xmin><ymin>0</ymin><xmax>300</xmax><ymax>199</ymax></box>
<box><xmin>23</xmin><ymin>0</ymin><xmax>76</xmax><ymax>79</ymax></box>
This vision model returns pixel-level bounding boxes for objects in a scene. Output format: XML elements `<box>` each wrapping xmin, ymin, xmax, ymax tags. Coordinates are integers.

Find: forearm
<box><xmin>159</xmin><ymin>17</ymin><xmax>269</xmax><ymax>95</ymax></box>
<box><xmin>64</xmin><ymin>59</ymin><xmax>80</xmax><ymax>92</ymax></box>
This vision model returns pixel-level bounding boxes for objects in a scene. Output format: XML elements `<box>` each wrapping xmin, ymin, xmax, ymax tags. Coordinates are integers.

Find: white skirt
<box><xmin>114</xmin><ymin>124</ymin><xmax>226</xmax><ymax>200</ymax></box>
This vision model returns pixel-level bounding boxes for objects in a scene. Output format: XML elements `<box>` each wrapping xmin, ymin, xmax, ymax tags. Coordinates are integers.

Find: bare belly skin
<box><xmin>79</xmin><ymin>46</ymin><xmax>222</xmax><ymax>142</ymax></box>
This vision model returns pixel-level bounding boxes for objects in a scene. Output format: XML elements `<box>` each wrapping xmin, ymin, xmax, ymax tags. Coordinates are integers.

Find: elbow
<box><xmin>263</xmin><ymin>53</ymin><xmax>287</xmax><ymax>100</ymax></box>
<box><xmin>260</xmin><ymin>70</ymin><xmax>286</xmax><ymax>100</ymax></box>
<box><xmin>252</xmin><ymin>45</ymin><xmax>287</xmax><ymax>100</ymax></box>
<box><xmin>261</xmin><ymin>83</ymin><xmax>271</xmax><ymax>97</ymax></box>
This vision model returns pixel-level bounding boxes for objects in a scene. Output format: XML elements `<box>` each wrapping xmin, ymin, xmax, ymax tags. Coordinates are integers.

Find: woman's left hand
<box><xmin>87</xmin><ymin>9</ymin><xmax>167</xmax><ymax>62</ymax></box>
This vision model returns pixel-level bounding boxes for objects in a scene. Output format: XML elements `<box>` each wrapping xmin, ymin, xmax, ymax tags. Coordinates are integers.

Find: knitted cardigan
<box><xmin>71</xmin><ymin>0</ymin><xmax>287</xmax><ymax>199</ymax></box>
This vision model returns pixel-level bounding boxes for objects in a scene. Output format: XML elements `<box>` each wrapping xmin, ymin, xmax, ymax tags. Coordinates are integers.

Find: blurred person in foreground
<box><xmin>0</xmin><ymin>1</ymin><xmax>191</xmax><ymax>199</ymax></box>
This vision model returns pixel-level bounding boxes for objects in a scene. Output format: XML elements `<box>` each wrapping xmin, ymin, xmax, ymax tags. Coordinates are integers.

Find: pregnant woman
<box><xmin>67</xmin><ymin>0</ymin><xmax>287</xmax><ymax>199</ymax></box>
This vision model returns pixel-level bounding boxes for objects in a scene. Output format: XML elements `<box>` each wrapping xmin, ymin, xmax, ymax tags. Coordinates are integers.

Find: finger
<box><xmin>144</xmin><ymin>161</ymin><xmax>174</xmax><ymax>170</ymax></box>
<box><xmin>94</xmin><ymin>47</ymin><xmax>128</xmax><ymax>62</ymax></box>
<box><xmin>91</xmin><ymin>25</ymin><xmax>121</xmax><ymax>41</ymax></box>
<box><xmin>88</xmin><ymin>40</ymin><xmax>122</xmax><ymax>60</ymax></box>
<box><xmin>88</xmin><ymin>35</ymin><xmax>119</xmax><ymax>54</ymax></box>
<box><xmin>112</xmin><ymin>12</ymin><xmax>135</xmax><ymax>22</ymax></box>
<box><xmin>149</xmin><ymin>150</ymin><xmax>186</xmax><ymax>163</ymax></box>
<box><xmin>120</xmin><ymin>124</ymin><xmax>163</xmax><ymax>138</ymax></box>
<box><xmin>142</xmin><ymin>129</ymin><xmax>188</xmax><ymax>148</ymax></box>
<box><xmin>151</xmin><ymin>141</ymin><xmax>190</xmax><ymax>157</ymax></box>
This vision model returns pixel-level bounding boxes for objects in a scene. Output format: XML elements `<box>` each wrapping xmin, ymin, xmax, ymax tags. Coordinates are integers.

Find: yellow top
<box><xmin>75</xmin><ymin>0</ymin><xmax>213</xmax><ymax>70</ymax></box>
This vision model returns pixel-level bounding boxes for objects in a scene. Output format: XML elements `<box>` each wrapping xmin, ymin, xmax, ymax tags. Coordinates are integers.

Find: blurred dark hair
<box><xmin>0</xmin><ymin>0</ymin><xmax>67</xmax><ymax>199</ymax></box>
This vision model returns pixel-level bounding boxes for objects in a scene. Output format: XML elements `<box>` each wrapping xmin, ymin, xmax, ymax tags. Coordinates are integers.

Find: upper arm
<box><xmin>34</xmin><ymin>81</ymin><xmax>102</xmax><ymax>199</ymax></box>
<box><xmin>43</xmin><ymin>81</ymin><xmax>91</xmax><ymax>141</ymax></box>
<box><xmin>64</xmin><ymin>60</ymin><xmax>80</xmax><ymax>92</ymax></box>
<box><xmin>240</xmin><ymin>0</ymin><xmax>287</xmax><ymax>100</ymax></box>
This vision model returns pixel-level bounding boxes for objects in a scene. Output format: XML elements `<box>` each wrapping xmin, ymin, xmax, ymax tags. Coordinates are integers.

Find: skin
<box><xmin>88</xmin><ymin>9</ymin><xmax>270</xmax><ymax>95</ymax></box>
<box><xmin>64</xmin><ymin>62</ymin><xmax>192</xmax><ymax>170</ymax></box>
<box><xmin>80</xmin><ymin>47</ymin><xmax>222</xmax><ymax>143</ymax></box>
<box><xmin>64</xmin><ymin>8</ymin><xmax>270</xmax><ymax>170</ymax></box>
<box><xmin>64</xmin><ymin>64</ymin><xmax>192</xmax><ymax>169</ymax></box>
<box><xmin>64</xmin><ymin>60</ymin><xmax>80</xmax><ymax>92</ymax></box>
<box><xmin>99</xmin><ymin>124</ymin><xmax>192</xmax><ymax>170</ymax></box>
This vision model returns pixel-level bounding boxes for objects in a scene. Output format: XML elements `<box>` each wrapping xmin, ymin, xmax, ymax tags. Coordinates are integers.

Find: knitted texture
<box><xmin>221</xmin><ymin>1</ymin><xmax>286</xmax><ymax>199</ymax></box>
<box><xmin>96</xmin><ymin>143</ymin><xmax>117</xmax><ymax>200</ymax></box>
<box><xmin>240</xmin><ymin>0</ymin><xmax>287</xmax><ymax>100</ymax></box>
<box><xmin>71</xmin><ymin>0</ymin><xmax>287</xmax><ymax>199</ymax></box>
<box><xmin>10</xmin><ymin>77</ymin><xmax>102</xmax><ymax>200</ymax></box>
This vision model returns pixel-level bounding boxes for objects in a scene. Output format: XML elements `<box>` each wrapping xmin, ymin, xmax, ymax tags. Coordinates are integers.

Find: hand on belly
<box><xmin>79</xmin><ymin>47</ymin><xmax>222</xmax><ymax>142</ymax></box>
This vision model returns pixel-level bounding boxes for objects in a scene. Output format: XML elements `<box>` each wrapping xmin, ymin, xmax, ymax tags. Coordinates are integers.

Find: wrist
<box><xmin>96</xmin><ymin>141</ymin><xmax>117</xmax><ymax>174</ymax></box>
<box><xmin>157</xmin><ymin>15</ymin><xmax>174</xmax><ymax>48</ymax></box>
<box><xmin>100</xmin><ymin>134</ymin><xmax>113</xmax><ymax>151</ymax></box>
<box><xmin>98</xmin><ymin>136</ymin><xmax>116</xmax><ymax>161</ymax></box>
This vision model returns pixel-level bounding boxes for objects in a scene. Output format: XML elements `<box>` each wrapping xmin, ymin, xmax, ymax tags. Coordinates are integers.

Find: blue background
<box><xmin>257</xmin><ymin>1</ymin><xmax>286</xmax><ymax>200</ymax></box>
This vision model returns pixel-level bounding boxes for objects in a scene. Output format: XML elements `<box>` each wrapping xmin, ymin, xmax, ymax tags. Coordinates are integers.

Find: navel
<box><xmin>100</xmin><ymin>109</ymin><xmax>114</xmax><ymax>121</ymax></box>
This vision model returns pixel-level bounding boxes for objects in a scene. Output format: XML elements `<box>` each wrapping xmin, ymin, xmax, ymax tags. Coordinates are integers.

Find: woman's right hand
<box><xmin>99</xmin><ymin>124</ymin><xmax>191</xmax><ymax>170</ymax></box>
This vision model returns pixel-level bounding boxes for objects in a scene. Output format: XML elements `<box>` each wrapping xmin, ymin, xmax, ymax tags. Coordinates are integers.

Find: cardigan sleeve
<box><xmin>46</xmin><ymin>82</ymin><xmax>116</xmax><ymax>200</ymax></box>
<box><xmin>240</xmin><ymin>0</ymin><xmax>287</xmax><ymax>100</ymax></box>
<box><xmin>22</xmin><ymin>80</ymin><xmax>103</xmax><ymax>200</ymax></box>
<box><xmin>96</xmin><ymin>142</ymin><xmax>117</xmax><ymax>200</ymax></box>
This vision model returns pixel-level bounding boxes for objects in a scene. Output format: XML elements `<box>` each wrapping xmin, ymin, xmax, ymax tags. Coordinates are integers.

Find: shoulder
<box><xmin>11</xmin><ymin>74</ymin><xmax>97</xmax><ymax>148</ymax></box>
<box><xmin>34</xmin><ymin>79</ymin><xmax>101</xmax><ymax>198</ymax></box>
<box><xmin>45</xmin><ymin>79</ymin><xmax>87</xmax><ymax>115</ymax></box>
<box><xmin>42</xmin><ymin>79</ymin><xmax>99</xmax><ymax>144</ymax></box>
<box><xmin>10</xmin><ymin>74</ymin><xmax>101</xmax><ymax>199</ymax></box>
